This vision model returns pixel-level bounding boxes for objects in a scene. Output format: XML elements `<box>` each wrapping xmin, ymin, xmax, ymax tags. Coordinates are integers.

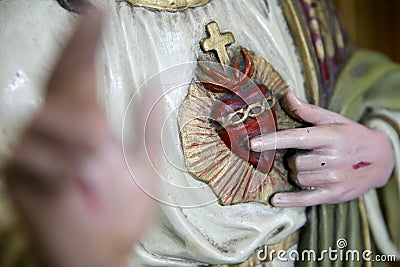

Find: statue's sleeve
<box><xmin>330</xmin><ymin>50</ymin><xmax>400</xmax><ymax>260</ymax></box>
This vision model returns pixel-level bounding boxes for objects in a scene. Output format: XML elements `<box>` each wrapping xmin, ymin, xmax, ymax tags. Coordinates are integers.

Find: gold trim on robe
<box><xmin>122</xmin><ymin>0</ymin><xmax>211</xmax><ymax>12</ymax></box>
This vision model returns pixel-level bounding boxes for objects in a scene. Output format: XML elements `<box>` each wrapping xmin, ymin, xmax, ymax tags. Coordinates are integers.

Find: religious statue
<box><xmin>0</xmin><ymin>0</ymin><xmax>399</xmax><ymax>266</ymax></box>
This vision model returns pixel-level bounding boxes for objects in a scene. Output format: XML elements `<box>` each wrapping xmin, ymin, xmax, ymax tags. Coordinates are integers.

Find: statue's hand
<box><xmin>251</xmin><ymin>92</ymin><xmax>394</xmax><ymax>207</ymax></box>
<box><xmin>4</xmin><ymin>11</ymin><xmax>158</xmax><ymax>267</ymax></box>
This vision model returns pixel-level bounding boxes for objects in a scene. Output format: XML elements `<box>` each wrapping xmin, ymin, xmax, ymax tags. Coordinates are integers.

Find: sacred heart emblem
<box><xmin>179</xmin><ymin>22</ymin><xmax>299</xmax><ymax>205</ymax></box>
<box><xmin>197</xmin><ymin>47</ymin><xmax>277</xmax><ymax>173</ymax></box>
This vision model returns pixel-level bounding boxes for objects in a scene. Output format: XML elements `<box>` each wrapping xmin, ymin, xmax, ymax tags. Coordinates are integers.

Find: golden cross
<box><xmin>200</xmin><ymin>22</ymin><xmax>235</xmax><ymax>66</ymax></box>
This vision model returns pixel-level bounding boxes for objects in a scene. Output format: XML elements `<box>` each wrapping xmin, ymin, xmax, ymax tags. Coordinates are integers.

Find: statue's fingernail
<box><xmin>250</xmin><ymin>139</ymin><xmax>262</xmax><ymax>151</ymax></box>
<box><xmin>271</xmin><ymin>195</ymin><xmax>287</xmax><ymax>207</ymax></box>
<box><xmin>251</xmin><ymin>136</ymin><xmax>275</xmax><ymax>151</ymax></box>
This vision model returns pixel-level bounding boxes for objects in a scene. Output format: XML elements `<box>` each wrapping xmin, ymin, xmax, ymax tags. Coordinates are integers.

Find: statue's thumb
<box><xmin>45</xmin><ymin>9</ymin><xmax>104</xmax><ymax>105</ymax></box>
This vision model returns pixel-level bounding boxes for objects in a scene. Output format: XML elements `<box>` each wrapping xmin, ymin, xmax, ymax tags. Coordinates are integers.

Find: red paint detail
<box><xmin>321</xmin><ymin>59</ymin><xmax>330</xmax><ymax>82</ymax></box>
<box><xmin>219</xmin><ymin>160</ymin><xmax>243</xmax><ymax>196</ymax></box>
<box><xmin>353</xmin><ymin>161</ymin><xmax>372</xmax><ymax>170</ymax></box>
<box><xmin>194</xmin><ymin>118</ymin><xmax>208</xmax><ymax>124</ymax></box>
<box><xmin>186</xmin><ymin>124</ymin><xmax>212</xmax><ymax>130</ymax></box>
<box><xmin>206</xmin><ymin>155</ymin><xmax>230</xmax><ymax>183</ymax></box>
<box><xmin>213</xmin><ymin>89</ymin><xmax>276</xmax><ymax>173</ymax></box>
<box><xmin>230</xmin><ymin>167</ymin><xmax>251</xmax><ymax>203</ymax></box>
<box><xmin>190</xmin><ymin>132</ymin><xmax>215</xmax><ymax>137</ymax></box>
<box><xmin>199</xmin><ymin>153</ymin><xmax>229</xmax><ymax>178</ymax></box>
<box><xmin>188</xmin><ymin>140</ymin><xmax>221</xmax><ymax>148</ymax></box>
<box><xmin>197</xmin><ymin>140</ymin><xmax>222</xmax><ymax>153</ymax></box>
<box><xmin>199</xmin><ymin>48</ymin><xmax>277</xmax><ymax>174</ymax></box>
<box><xmin>225</xmin><ymin>166</ymin><xmax>248</xmax><ymax>202</ymax></box>
<box><xmin>269</xmin><ymin>175</ymin><xmax>276</xmax><ymax>187</ymax></box>
<box><xmin>212</xmin><ymin>158</ymin><xmax>240</xmax><ymax>188</ymax></box>
<box><xmin>192</xmin><ymin>150</ymin><xmax>224</xmax><ymax>165</ymax></box>
<box><xmin>186</xmin><ymin>106</ymin><xmax>203</xmax><ymax>114</ymax></box>
<box><xmin>300</xmin><ymin>0</ymin><xmax>337</xmax><ymax>86</ymax></box>
<box><xmin>242</xmin><ymin>170</ymin><xmax>255</xmax><ymax>200</ymax></box>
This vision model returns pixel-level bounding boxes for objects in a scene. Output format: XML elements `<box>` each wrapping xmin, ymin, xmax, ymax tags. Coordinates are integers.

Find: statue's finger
<box><xmin>281</xmin><ymin>92</ymin><xmax>346</xmax><ymax>125</ymax></box>
<box><xmin>46</xmin><ymin>8</ymin><xmax>104</xmax><ymax>104</ymax></box>
<box><xmin>294</xmin><ymin>171</ymin><xmax>340</xmax><ymax>188</ymax></box>
<box><xmin>250</xmin><ymin>126</ymin><xmax>333</xmax><ymax>151</ymax></box>
<box><xmin>270</xmin><ymin>189</ymin><xmax>334</xmax><ymax>207</ymax></box>
<box><xmin>288</xmin><ymin>152</ymin><xmax>340</xmax><ymax>172</ymax></box>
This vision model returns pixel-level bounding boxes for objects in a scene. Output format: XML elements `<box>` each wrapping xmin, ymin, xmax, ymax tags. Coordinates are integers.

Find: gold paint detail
<box><xmin>123</xmin><ymin>0</ymin><xmax>211</xmax><ymax>12</ymax></box>
<box><xmin>178</xmin><ymin>47</ymin><xmax>301</xmax><ymax>205</ymax></box>
<box><xmin>312</xmin><ymin>0</ymin><xmax>336</xmax><ymax>59</ymax></box>
<box><xmin>279</xmin><ymin>0</ymin><xmax>320</xmax><ymax>105</ymax></box>
<box><xmin>207</xmin><ymin>231</ymin><xmax>299</xmax><ymax>267</ymax></box>
<box><xmin>217</xmin><ymin>95</ymin><xmax>275</xmax><ymax>128</ymax></box>
<box><xmin>200</xmin><ymin>22</ymin><xmax>235</xmax><ymax>66</ymax></box>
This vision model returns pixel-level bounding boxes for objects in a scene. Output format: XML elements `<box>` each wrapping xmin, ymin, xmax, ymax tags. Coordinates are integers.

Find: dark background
<box><xmin>335</xmin><ymin>0</ymin><xmax>400</xmax><ymax>62</ymax></box>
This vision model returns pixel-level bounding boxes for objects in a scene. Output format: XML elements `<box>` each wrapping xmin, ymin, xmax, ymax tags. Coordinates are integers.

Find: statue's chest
<box><xmin>178</xmin><ymin>19</ymin><xmax>303</xmax><ymax>205</ymax></box>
